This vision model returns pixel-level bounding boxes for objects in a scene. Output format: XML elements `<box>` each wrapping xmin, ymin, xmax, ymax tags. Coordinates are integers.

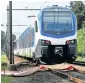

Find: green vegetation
<box><xmin>70</xmin><ymin>1</ymin><xmax>85</xmax><ymax>29</ymax></box>
<box><xmin>1</xmin><ymin>65</ymin><xmax>7</xmax><ymax>70</ymax></box>
<box><xmin>77</xmin><ymin>28</ymin><xmax>85</xmax><ymax>56</ymax></box>
<box><xmin>1</xmin><ymin>54</ymin><xmax>8</xmax><ymax>70</ymax></box>
<box><xmin>1</xmin><ymin>31</ymin><xmax>6</xmax><ymax>52</ymax></box>
<box><xmin>1</xmin><ymin>76</ymin><xmax>13</xmax><ymax>83</ymax></box>
<box><xmin>1</xmin><ymin>54</ymin><xmax>8</xmax><ymax>63</ymax></box>
<box><xmin>1</xmin><ymin>54</ymin><xmax>13</xmax><ymax>83</ymax></box>
<box><xmin>76</xmin><ymin>28</ymin><xmax>85</xmax><ymax>61</ymax></box>
<box><xmin>70</xmin><ymin>1</ymin><xmax>85</xmax><ymax>61</ymax></box>
<box><xmin>76</xmin><ymin>56</ymin><xmax>85</xmax><ymax>62</ymax></box>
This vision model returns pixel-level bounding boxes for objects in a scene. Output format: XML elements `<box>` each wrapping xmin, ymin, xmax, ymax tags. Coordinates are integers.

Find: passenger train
<box><xmin>14</xmin><ymin>5</ymin><xmax>77</xmax><ymax>64</ymax></box>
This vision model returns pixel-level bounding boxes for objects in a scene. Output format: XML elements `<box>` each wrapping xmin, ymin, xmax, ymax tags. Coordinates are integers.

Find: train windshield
<box><xmin>43</xmin><ymin>10</ymin><xmax>73</xmax><ymax>33</ymax></box>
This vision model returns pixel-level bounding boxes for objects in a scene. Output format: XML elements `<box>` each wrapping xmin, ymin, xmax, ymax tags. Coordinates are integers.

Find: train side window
<box><xmin>35</xmin><ymin>21</ymin><xmax>38</xmax><ymax>32</ymax></box>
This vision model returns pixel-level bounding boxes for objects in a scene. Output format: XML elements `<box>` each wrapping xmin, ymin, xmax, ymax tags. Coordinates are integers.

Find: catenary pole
<box><xmin>9</xmin><ymin>1</ymin><xmax>14</xmax><ymax>64</ymax></box>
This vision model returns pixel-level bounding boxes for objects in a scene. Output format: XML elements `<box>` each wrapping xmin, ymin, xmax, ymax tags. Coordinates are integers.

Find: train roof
<box><xmin>15</xmin><ymin>26</ymin><xmax>30</xmax><ymax>41</ymax></box>
<box><xmin>37</xmin><ymin>5</ymin><xmax>71</xmax><ymax>18</ymax></box>
<box><xmin>43</xmin><ymin>5</ymin><xmax>70</xmax><ymax>11</ymax></box>
<box><xmin>16</xmin><ymin>25</ymin><xmax>34</xmax><ymax>41</ymax></box>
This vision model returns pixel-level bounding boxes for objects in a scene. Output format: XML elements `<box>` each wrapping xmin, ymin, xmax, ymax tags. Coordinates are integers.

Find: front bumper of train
<box><xmin>41</xmin><ymin>44</ymin><xmax>76</xmax><ymax>58</ymax></box>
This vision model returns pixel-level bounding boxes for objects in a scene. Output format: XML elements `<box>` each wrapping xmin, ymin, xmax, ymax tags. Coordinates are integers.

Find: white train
<box><xmin>14</xmin><ymin>5</ymin><xmax>77</xmax><ymax>64</ymax></box>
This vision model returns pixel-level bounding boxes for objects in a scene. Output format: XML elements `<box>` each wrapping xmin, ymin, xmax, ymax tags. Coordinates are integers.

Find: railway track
<box><xmin>49</xmin><ymin>69</ymin><xmax>85</xmax><ymax>83</ymax></box>
<box><xmin>6</xmin><ymin>56</ymin><xmax>85</xmax><ymax>75</ymax></box>
<box><xmin>40</xmin><ymin>63</ymin><xmax>85</xmax><ymax>83</ymax></box>
<box><xmin>2</xmin><ymin>66</ymin><xmax>85</xmax><ymax>83</ymax></box>
<box><xmin>72</xmin><ymin>61</ymin><xmax>85</xmax><ymax>66</ymax></box>
<box><xmin>2</xmin><ymin>55</ymin><xmax>85</xmax><ymax>83</ymax></box>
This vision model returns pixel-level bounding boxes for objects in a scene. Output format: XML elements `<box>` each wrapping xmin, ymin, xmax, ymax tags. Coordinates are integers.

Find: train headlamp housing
<box><xmin>41</xmin><ymin>40</ymin><xmax>51</xmax><ymax>45</ymax></box>
<box><xmin>66</xmin><ymin>39</ymin><xmax>76</xmax><ymax>45</ymax></box>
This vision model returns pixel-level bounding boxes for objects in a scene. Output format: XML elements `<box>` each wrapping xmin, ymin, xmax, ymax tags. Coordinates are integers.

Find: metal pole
<box><xmin>9</xmin><ymin>1</ymin><xmax>14</xmax><ymax>64</ymax></box>
<box><xmin>6</xmin><ymin>5</ymin><xmax>10</xmax><ymax>58</ymax></box>
<box><xmin>83</xmin><ymin>26</ymin><xmax>85</xmax><ymax>57</ymax></box>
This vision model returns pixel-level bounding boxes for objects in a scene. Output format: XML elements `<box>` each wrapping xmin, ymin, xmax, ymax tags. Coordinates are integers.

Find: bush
<box><xmin>77</xmin><ymin>27</ymin><xmax>85</xmax><ymax>57</ymax></box>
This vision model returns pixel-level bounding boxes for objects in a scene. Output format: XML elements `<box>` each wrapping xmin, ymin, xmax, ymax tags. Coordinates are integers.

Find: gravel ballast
<box><xmin>12</xmin><ymin>71</ymin><xmax>72</xmax><ymax>83</ymax></box>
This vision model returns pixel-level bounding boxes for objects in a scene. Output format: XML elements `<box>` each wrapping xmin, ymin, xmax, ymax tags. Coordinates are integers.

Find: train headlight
<box><xmin>66</xmin><ymin>39</ymin><xmax>75</xmax><ymax>44</ymax></box>
<box><xmin>42</xmin><ymin>40</ymin><xmax>45</xmax><ymax>44</ymax></box>
<box><xmin>71</xmin><ymin>40</ymin><xmax>74</xmax><ymax>43</ymax></box>
<box><xmin>41</xmin><ymin>40</ymin><xmax>51</xmax><ymax>45</ymax></box>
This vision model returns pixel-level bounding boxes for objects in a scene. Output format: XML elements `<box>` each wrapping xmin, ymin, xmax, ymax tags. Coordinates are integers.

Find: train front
<box><xmin>37</xmin><ymin>5</ymin><xmax>77</xmax><ymax>63</ymax></box>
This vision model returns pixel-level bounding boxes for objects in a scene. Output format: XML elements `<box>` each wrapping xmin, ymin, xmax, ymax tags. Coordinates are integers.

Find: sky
<box><xmin>1</xmin><ymin>0</ymin><xmax>71</xmax><ymax>39</ymax></box>
<box><xmin>0</xmin><ymin>0</ymin><xmax>85</xmax><ymax>39</ymax></box>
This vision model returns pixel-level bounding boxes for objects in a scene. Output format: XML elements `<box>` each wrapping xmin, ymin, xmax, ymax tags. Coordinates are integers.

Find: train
<box><xmin>14</xmin><ymin>5</ymin><xmax>77</xmax><ymax>64</ymax></box>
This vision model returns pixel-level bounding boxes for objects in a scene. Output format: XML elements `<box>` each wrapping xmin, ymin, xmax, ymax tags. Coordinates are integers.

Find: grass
<box><xmin>1</xmin><ymin>54</ymin><xmax>8</xmax><ymax>70</ymax></box>
<box><xmin>1</xmin><ymin>65</ymin><xmax>7</xmax><ymax>70</ymax></box>
<box><xmin>1</xmin><ymin>54</ymin><xmax>13</xmax><ymax>83</ymax></box>
<box><xmin>76</xmin><ymin>56</ymin><xmax>85</xmax><ymax>62</ymax></box>
<box><xmin>1</xmin><ymin>54</ymin><xmax>8</xmax><ymax>63</ymax></box>
<box><xmin>1</xmin><ymin>76</ymin><xmax>13</xmax><ymax>83</ymax></box>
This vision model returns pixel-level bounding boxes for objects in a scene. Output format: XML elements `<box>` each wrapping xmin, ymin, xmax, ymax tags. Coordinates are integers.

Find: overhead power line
<box><xmin>6</xmin><ymin>25</ymin><xmax>28</xmax><ymax>26</ymax></box>
<box><xmin>27</xmin><ymin>16</ymin><xmax>35</xmax><ymax>17</ymax></box>
<box><xmin>1</xmin><ymin>24</ymin><xmax>28</xmax><ymax>26</ymax></box>
<box><xmin>40</xmin><ymin>0</ymin><xmax>48</xmax><ymax>9</ymax></box>
<box><xmin>27</xmin><ymin>0</ymin><xmax>48</xmax><ymax>18</ymax></box>
<box><xmin>7</xmin><ymin>8</ymin><xmax>41</xmax><ymax>11</ymax></box>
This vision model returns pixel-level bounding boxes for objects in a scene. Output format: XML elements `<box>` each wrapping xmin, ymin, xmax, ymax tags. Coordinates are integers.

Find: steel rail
<box><xmin>68</xmin><ymin>63</ymin><xmax>85</xmax><ymax>74</ymax></box>
<box><xmin>72</xmin><ymin>61</ymin><xmax>85</xmax><ymax>66</ymax></box>
<box><xmin>49</xmin><ymin>69</ymin><xmax>85</xmax><ymax>83</ymax></box>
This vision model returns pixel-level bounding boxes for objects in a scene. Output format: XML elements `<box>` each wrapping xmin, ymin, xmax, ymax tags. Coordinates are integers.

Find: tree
<box><xmin>70</xmin><ymin>1</ymin><xmax>85</xmax><ymax>29</ymax></box>
<box><xmin>1</xmin><ymin>31</ymin><xmax>6</xmax><ymax>52</ymax></box>
<box><xmin>5</xmin><ymin>33</ymin><xmax>16</xmax><ymax>57</ymax></box>
<box><xmin>1</xmin><ymin>30</ymin><xmax>16</xmax><ymax>55</ymax></box>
